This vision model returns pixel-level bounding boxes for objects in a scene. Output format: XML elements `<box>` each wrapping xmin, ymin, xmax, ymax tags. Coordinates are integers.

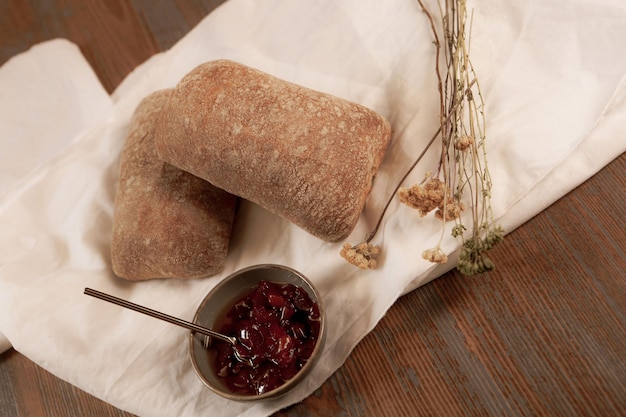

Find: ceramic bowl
<box><xmin>189</xmin><ymin>264</ymin><xmax>325</xmax><ymax>401</ymax></box>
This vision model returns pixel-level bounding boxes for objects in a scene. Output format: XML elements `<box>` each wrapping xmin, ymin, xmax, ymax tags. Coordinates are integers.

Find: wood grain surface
<box><xmin>1</xmin><ymin>1</ymin><xmax>624</xmax><ymax>416</ymax></box>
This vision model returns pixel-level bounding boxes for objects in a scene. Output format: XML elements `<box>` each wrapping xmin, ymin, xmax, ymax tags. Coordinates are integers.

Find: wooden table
<box><xmin>1</xmin><ymin>2</ymin><xmax>624</xmax><ymax>416</ymax></box>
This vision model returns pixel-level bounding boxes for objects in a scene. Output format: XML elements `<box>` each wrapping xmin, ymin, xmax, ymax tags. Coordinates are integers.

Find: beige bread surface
<box><xmin>111</xmin><ymin>89</ymin><xmax>237</xmax><ymax>280</ymax></box>
<box><xmin>154</xmin><ymin>60</ymin><xmax>391</xmax><ymax>242</ymax></box>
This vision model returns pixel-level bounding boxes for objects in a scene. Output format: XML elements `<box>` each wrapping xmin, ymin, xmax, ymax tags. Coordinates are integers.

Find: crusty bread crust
<box><xmin>111</xmin><ymin>89</ymin><xmax>237</xmax><ymax>280</ymax></box>
<box><xmin>154</xmin><ymin>60</ymin><xmax>391</xmax><ymax>242</ymax></box>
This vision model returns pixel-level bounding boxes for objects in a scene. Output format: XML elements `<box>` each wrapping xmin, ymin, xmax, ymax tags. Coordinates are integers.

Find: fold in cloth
<box><xmin>1</xmin><ymin>0</ymin><xmax>625</xmax><ymax>416</ymax></box>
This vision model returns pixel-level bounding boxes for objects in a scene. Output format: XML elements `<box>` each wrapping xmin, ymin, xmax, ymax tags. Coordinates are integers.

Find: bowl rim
<box><xmin>188</xmin><ymin>263</ymin><xmax>326</xmax><ymax>401</ymax></box>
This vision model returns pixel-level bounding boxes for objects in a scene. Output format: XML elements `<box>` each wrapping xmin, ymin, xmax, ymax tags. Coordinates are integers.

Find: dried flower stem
<box><xmin>363</xmin><ymin>126</ymin><xmax>440</xmax><ymax>243</ymax></box>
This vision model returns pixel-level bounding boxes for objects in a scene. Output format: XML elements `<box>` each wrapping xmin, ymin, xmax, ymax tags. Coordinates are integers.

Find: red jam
<box><xmin>209</xmin><ymin>280</ymin><xmax>321</xmax><ymax>395</ymax></box>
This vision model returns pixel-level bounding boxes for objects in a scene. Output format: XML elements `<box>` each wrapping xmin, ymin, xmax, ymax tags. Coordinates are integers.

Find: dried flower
<box><xmin>454</xmin><ymin>134</ymin><xmax>474</xmax><ymax>151</ymax></box>
<box><xmin>340</xmin><ymin>242</ymin><xmax>380</xmax><ymax>269</ymax></box>
<box><xmin>451</xmin><ymin>224</ymin><xmax>466</xmax><ymax>238</ymax></box>
<box><xmin>422</xmin><ymin>247</ymin><xmax>448</xmax><ymax>263</ymax></box>
<box><xmin>457</xmin><ymin>239</ymin><xmax>496</xmax><ymax>275</ymax></box>
<box><xmin>481</xmin><ymin>225</ymin><xmax>505</xmax><ymax>250</ymax></box>
<box><xmin>398</xmin><ymin>178</ymin><xmax>446</xmax><ymax>216</ymax></box>
<box><xmin>456</xmin><ymin>225</ymin><xmax>504</xmax><ymax>274</ymax></box>
<box><xmin>435</xmin><ymin>198</ymin><xmax>465</xmax><ymax>221</ymax></box>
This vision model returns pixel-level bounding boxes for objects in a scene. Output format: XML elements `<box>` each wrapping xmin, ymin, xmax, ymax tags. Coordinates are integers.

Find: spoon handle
<box><xmin>83</xmin><ymin>288</ymin><xmax>234</xmax><ymax>345</ymax></box>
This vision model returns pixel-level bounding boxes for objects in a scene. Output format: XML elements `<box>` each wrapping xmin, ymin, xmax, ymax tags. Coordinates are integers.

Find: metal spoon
<box><xmin>83</xmin><ymin>288</ymin><xmax>253</xmax><ymax>367</ymax></box>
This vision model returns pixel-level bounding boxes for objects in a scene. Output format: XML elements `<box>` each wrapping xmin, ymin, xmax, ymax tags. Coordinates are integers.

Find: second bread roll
<box><xmin>111</xmin><ymin>89</ymin><xmax>237</xmax><ymax>280</ymax></box>
<box><xmin>155</xmin><ymin>60</ymin><xmax>391</xmax><ymax>242</ymax></box>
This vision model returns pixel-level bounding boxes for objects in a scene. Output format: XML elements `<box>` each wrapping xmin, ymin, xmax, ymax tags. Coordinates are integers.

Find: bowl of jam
<box><xmin>189</xmin><ymin>264</ymin><xmax>325</xmax><ymax>400</ymax></box>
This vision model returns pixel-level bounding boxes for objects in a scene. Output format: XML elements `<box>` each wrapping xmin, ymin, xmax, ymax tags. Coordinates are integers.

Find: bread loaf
<box><xmin>111</xmin><ymin>89</ymin><xmax>237</xmax><ymax>280</ymax></box>
<box><xmin>154</xmin><ymin>60</ymin><xmax>391</xmax><ymax>242</ymax></box>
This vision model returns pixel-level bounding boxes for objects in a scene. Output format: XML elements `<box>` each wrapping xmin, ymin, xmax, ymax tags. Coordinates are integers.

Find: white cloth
<box><xmin>1</xmin><ymin>0</ymin><xmax>625</xmax><ymax>416</ymax></box>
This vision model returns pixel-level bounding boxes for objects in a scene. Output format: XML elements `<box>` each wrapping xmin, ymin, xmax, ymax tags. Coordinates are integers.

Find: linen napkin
<box><xmin>1</xmin><ymin>0</ymin><xmax>626</xmax><ymax>416</ymax></box>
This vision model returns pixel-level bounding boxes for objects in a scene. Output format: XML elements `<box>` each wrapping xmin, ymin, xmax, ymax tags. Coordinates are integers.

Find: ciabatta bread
<box><xmin>111</xmin><ymin>89</ymin><xmax>237</xmax><ymax>280</ymax></box>
<box><xmin>154</xmin><ymin>60</ymin><xmax>391</xmax><ymax>242</ymax></box>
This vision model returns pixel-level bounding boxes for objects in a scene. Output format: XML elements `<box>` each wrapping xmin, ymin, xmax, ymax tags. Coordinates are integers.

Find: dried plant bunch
<box><xmin>341</xmin><ymin>0</ymin><xmax>503</xmax><ymax>274</ymax></box>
